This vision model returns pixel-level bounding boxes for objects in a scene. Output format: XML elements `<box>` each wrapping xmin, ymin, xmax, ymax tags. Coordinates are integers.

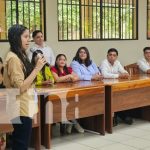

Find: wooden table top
<box><xmin>36</xmin><ymin>80</ymin><xmax>104</xmax><ymax>95</ymax></box>
<box><xmin>103</xmin><ymin>74</ymin><xmax>150</xmax><ymax>91</ymax></box>
<box><xmin>36</xmin><ymin>74</ymin><xmax>150</xmax><ymax>94</ymax></box>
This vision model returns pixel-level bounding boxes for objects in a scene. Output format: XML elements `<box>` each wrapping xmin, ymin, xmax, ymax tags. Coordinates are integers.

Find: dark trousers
<box><xmin>117</xmin><ymin>110</ymin><xmax>132</xmax><ymax>120</ymax></box>
<box><xmin>11</xmin><ymin>116</ymin><xmax>32</xmax><ymax>150</ymax></box>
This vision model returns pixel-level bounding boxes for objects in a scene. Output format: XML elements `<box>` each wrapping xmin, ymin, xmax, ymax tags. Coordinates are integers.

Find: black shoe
<box><xmin>124</xmin><ymin>116</ymin><xmax>133</xmax><ymax>125</ymax></box>
<box><xmin>113</xmin><ymin>116</ymin><xmax>118</xmax><ymax>127</ymax></box>
<box><xmin>116</xmin><ymin>116</ymin><xmax>123</xmax><ymax>123</ymax></box>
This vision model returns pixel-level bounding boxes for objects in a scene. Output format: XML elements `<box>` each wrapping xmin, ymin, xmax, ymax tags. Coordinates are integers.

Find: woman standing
<box><xmin>3</xmin><ymin>24</ymin><xmax>46</xmax><ymax>150</ymax></box>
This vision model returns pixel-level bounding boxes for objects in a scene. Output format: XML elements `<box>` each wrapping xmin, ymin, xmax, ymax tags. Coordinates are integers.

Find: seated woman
<box><xmin>31</xmin><ymin>50</ymin><xmax>54</xmax><ymax>85</ymax></box>
<box><xmin>51</xmin><ymin>54</ymin><xmax>78</xmax><ymax>83</ymax></box>
<box><xmin>71</xmin><ymin>47</ymin><xmax>103</xmax><ymax>81</ymax></box>
<box><xmin>51</xmin><ymin>54</ymin><xmax>84</xmax><ymax>134</ymax></box>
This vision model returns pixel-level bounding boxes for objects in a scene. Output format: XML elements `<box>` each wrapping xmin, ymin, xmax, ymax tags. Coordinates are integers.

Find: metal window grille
<box><xmin>0</xmin><ymin>0</ymin><xmax>46</xmax><ymax>41</ymax></box>
<box><xmin>58</xmin><ymin>0</ymin><xmax>138</xmax><ymax>41</ymax></box>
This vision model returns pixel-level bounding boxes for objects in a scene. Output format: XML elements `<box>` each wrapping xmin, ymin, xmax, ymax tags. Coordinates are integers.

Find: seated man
<box><xmin>137</xmin><ymin>47</ymin><xmax>150</xmax><ymax>74</ymax></box>
<box><xmin>100</xmin><ymin>48</ymin><xmax>133</xmax><ymax>126</ymax></box>
<box><xmin>100</xmin><ymin>48</ymin><xmax>129</xmax><ymax>79</ymax></box>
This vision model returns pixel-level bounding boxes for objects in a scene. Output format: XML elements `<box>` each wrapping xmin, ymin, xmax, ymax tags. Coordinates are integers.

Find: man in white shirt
<box><xmin>28</xmin><ymin>30</ymin><xmax>55</xmax><ymax>66</ymax></box>
<box><xmin>137</xmin><ymin>47</ymin><xmax>150</xmax><ymax>73</ymax></box>
<box><xmin>100</xmin><ymin>48</ymin><xmax>129</xmax><ymax>79</ymax></box>
<box><xmin>100</xmin><ymin>48</ymin><xmax>133</xmax><ymax>125</ymax></box>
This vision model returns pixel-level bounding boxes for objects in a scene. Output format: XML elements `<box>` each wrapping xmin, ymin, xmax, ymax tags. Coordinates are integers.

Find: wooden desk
<box><xmin>0</xmin><ymin>93</ymin><xmax>41</xmax><ymax>150</ymax></box>
<box><xmin>0</xmin><ymin>93</ymin><xmax>13</xmax><ymax>134</ymax></box>
<box><xmin>31</xmin><ymin>96</ymin><xmax>41</xmax><ymax>150</ymax></box>
<box><xmin>104</xmin><ymin>74</ymin><xmax>150</xmax><ymax>133</ymax></box>
<box><xmin>37</xmin><ymin>81</ymin><xmax>105</xmax><ymax>149</ymax></box>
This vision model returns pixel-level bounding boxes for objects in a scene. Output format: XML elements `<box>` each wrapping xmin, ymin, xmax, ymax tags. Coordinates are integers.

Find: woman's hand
<box><xmin>35</xmin><ymin>57</ymin><xmax>47</xmax><ymax>71</ymax></box>
<box><xmin>92</xmin><ymin>73</ymin><xmax>103</xmax><ymax>81</ymax></box>
<box><xmin>42</xmin><ymin>80</ymin><xmax>53</xmax><ymax>85</ymax></box>
<box><xmin>65</xmin><ymin>74</ymin><xmax>72</xmax><ymax>82</ymax></box>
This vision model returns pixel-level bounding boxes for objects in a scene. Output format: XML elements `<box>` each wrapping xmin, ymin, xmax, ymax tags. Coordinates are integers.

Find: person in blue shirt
<box><xmin>71</xmin><ymin>47</ymin><xmax>103</xmax><ymax>81</ymax></box>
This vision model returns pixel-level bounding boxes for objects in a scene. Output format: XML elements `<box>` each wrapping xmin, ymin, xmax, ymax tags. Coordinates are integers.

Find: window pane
<box><xmin>58</xmin><ymin>0</ymin><xmax>138</xmax><ymax>40</ymax></box>
<box><xmin>121</xmin><ymin>0</ymin><xmax>137</xmax><ymax>39</ymax></box>
<box><xmin>58</xmin><ymin>0</ymin><xmax>80</xmax><ymax>40</ymax></box>
<box><xmin>102</xmin><ymin>0</ymin><xmax>119</xmax><ymax>39</ymax></box>
<box><xmin>0</xmin><ymin>0</ymin><xmax>45</xmax><ymax>41</ymax></box>
<box><xmin>81</xmin><ymin>0</ymin><xmax>101</xmax><ymax>39</ymax></box>
<box><xmin>6</xmin><ymin>0</ymin><xmax>17</xmax><ymax>36</ymax></box>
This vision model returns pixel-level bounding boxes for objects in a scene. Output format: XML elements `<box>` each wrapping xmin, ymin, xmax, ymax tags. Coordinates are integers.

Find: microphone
<box><xmin>37</xmin><ymin>53</ymin><xmax>50</xmax><ymax>67</ymax></box>
<box><xmin>30</xmin><ymin>48</ymin><xmax>34</xmax><ymax>53</ymax></box>
<box><xmin>30</xmin><ymin>49</ymin><xmax>50</xmax><ymax>66</ymax></box>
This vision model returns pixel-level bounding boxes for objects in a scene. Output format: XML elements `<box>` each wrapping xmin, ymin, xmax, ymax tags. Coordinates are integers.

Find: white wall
<box><xmin>0</xmin><ymin>0</ymin><xmax>149</xmax><ymax>66</ymax></box>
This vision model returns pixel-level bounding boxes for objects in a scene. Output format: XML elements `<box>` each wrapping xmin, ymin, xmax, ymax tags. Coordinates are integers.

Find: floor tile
<box><xmin>102</xmin><ymin>132</ymin><xmax>133</xmax><ymax>142</ymax></box>
<box><xmin>142</xmin><ymin>146</ymin><xmax>150</xmax><ymax>150</ymax></box>
<box><xmin>52</xmin><ymin>142</ymin><xmax>96</xmax><ymax>150</ymax></box>
<box><xmin>118</xmin><ymin>127</ymin><xmax>150</xmax><ymax>137</ymax></box>
<box><xmin>141</xmin><ymin>134</ymin><xmax>150</xmax><ymax>141</ymax></box>
<box><xmin>72</xmin><ymin>135</ymin><xmax>114</xmax><ymax>149</ymax></box>
<box><xmin>120</xmin><ymin>137</ymin><xmax>150</xmax><ymax>149</ymax></box>
<box><xmin>97</xmin><ymin>143</ymin><xmax>137</xmax><ymax>150</ymax></box>
<box><xmin>135</xmin><ymin>122</ymin><xmax>150</xmax><ymax>131</ymax></box>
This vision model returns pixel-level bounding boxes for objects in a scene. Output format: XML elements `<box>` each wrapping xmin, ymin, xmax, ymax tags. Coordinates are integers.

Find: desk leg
<box><xmin>141</xmin><ymin>106</ymin><xmax>150</xmax><ymax>121</ymax></box>
<box><xmin>105</xmin><ymin>86</ymin><xmax>113</xmax><ymax>133</ymax></box>
<box><xmin>40</xmin><ymin>95</ymin><xmax>45</xmax><ymax>146</ymax></box>
<box><xmin>99</xmin><ymin>114</ymin><xmax>105</xmax><ymax>135</ymax></box>
<box><xmin>106</xmin><ymin>116</ymin><xmax>113</xmax><ymax>134</ymax></box>
<box><xmin>44</xmin><ymin>124</ymin><xmax>51</xmax><ymax>149</ymax></box>
<box><xmin>34</xmin><ymin>96</ymin><xmax>41</xmax><ymax>150</ymax></box>
<box><xmin>33</xmin><ymin>127</ymin><xmax>41</xmax><ymax>150</ymax></box>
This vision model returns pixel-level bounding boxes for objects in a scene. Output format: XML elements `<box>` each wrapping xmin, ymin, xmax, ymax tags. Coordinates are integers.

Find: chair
<box><xmin>124</xmin><ymin>63</ymin><xmax>140</xmax><ymax>75</ymax></box>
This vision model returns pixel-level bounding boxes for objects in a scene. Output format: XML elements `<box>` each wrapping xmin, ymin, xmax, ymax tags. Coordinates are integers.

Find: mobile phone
<box><xmin>37</xmin><ymin>53</ymin><xmax>43</xmax><ymax>59</ymax></box>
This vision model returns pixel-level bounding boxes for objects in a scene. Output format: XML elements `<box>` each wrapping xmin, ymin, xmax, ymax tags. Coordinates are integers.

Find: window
<box><xmin>148</xmin><ymin>0</ymin><xmax>150</xmax><ymax>39</ymax></box>
<box><xmin>58</xmin><ymin>0</ymin><xmax>138</xmax><ymax>41</ymax></box>
<box><xmin>0</xmin><ymin>0</ymin><xmax>46</xmax><ymax>41</ymax></box>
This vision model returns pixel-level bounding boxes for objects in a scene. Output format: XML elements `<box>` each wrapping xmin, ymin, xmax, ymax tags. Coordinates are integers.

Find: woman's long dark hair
<box><xmin>8</xmin><ymin>24</ymin><xmax>33</xmax><ymax>79</ymax></box>
<box><xmin>55</xmin><ymin>54</ymin><xmax>70</xmax><ymax>76</ymax></box>
<box><xmin>0</xmin><ymin>57</ymin><xmax>4</xmax><ymax>74</ymax></box>
<box><xmin>31</xmin><ymin>50</ymin><xmax>47</xmax><ymax>81</ymax></box>
<box><xmin>73</xmin><ymin>47</ymin><xmax>92</xmax><ymax>67</ymax></box>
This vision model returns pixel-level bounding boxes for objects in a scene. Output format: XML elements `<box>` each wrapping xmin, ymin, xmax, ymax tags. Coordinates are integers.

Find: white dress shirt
<box><xmin>137</xmin><ymin>58</ymin><xmax>150</xmax><ymax>73</ymax></box>
<box><xmin>100</xmin><ymin>59</ymin><xmax>128</xmax><ymax>78</ymax></box>
<box><xmin>27</xmin><ymin>43</ymin><xmax>55</xmax><ymax>66</ymax></box>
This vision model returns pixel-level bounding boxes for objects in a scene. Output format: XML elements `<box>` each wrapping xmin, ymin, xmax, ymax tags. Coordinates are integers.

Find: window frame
<box><xmin>0</xmin><ymin>0</ymin><xmax>46</xmax><ymax>42</ymax></box>
<box><xmin>58</xmin><ymin>0</ymin><xmax>139</xmax><ymax>41</ymax></box>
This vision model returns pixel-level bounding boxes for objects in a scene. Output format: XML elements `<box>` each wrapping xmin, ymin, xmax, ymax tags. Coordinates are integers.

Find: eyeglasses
<box><xmin>79</xmin><ymin>51</ymin><xmax>87</xmax><ymax>54</ymax></box>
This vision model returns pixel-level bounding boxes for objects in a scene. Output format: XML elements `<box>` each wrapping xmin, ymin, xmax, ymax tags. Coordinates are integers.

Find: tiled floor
<box><xmin>33</xmin><ymin>119</ymin><xmax>150</xmax><ymax>150</ymax></box>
